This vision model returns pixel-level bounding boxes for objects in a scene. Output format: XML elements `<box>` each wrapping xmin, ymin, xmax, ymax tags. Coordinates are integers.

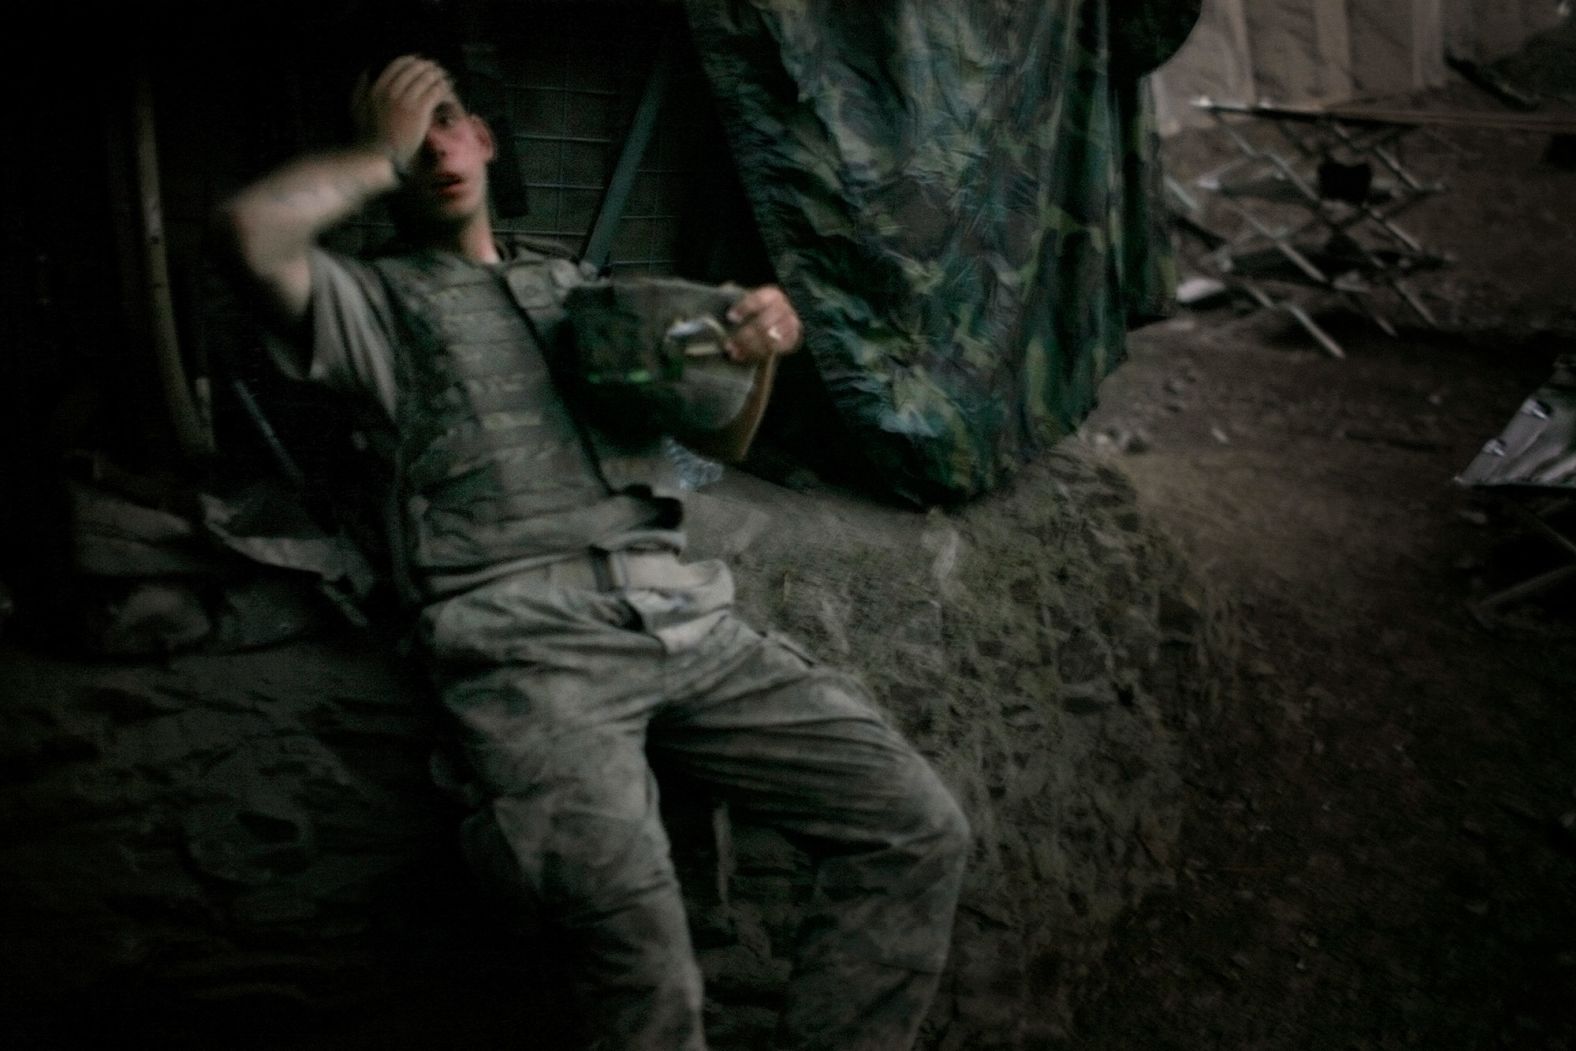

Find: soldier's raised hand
<box><xmin>352</xmin><ymin>55</ymin><xmax>454</xmax><ymax>174</ymax></box>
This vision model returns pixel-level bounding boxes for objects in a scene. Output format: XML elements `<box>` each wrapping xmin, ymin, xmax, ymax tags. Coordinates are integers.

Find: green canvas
<box><xmin>685</xmin><ymin>0</ymin><xmax>1194</xmax><ymax>502</ymax></box>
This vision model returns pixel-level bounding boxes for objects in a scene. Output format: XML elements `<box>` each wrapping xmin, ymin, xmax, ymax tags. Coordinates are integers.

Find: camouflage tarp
<box><xmin>685</xmin><ymin>1</ymin><xmax>1192</xmax><ymax>503</ymax></box>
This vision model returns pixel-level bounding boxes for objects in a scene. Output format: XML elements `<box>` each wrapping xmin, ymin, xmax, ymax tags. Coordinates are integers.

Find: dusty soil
<box><xmin>1066</xmin><ymin>57</ymin><xmax>1576</xmax><ymax>1049</ymax></box>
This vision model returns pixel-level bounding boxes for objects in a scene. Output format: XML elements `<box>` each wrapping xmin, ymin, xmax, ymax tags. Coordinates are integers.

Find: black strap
<box><xmin>582</xmin><ymin>27</ymin><xmax>677</xmax><ymax>271</ymax></box>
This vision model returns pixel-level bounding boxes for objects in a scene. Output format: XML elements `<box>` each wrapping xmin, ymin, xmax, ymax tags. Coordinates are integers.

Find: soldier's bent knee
<box><xmin>929</xmin><ymin>784</ymin><xmax>973</xmax><ymax>859</ymax></box>
<box><xmin>904</xmin><ymin>764</ymin><xmax>971</xmax><ymax>860</ymax></box>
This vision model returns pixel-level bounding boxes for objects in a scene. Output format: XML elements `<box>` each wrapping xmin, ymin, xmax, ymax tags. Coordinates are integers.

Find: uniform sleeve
<box><xmin>266</xmin><ymin>249</ymin><xmax>400</xmax><ymax>420</ymax></box>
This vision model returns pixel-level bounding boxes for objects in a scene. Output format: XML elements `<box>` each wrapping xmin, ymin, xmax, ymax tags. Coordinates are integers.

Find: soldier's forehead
<box><xmin>427</xmin><ymin>67</ymin><xmax>465</xmax><ymax>108</ymax></box>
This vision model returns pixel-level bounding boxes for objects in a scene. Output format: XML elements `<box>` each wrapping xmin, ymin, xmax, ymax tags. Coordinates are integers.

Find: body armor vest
<box><xmin>370</xmin><ymin>249</ymin><xmax>682</xmax><ymax>588</ymax></box>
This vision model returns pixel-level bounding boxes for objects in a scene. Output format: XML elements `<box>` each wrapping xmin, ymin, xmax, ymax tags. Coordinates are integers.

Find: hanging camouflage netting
<box><xmin>686</xmin><ymin>0</ymin><xmax>1196</xmax><ymax>503</ymax></box>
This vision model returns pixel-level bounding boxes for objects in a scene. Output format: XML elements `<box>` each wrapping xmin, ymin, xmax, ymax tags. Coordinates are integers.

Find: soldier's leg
<box><xmin>651</xmin><ymin>614</ymin><xmax>971</xmax><ymax>1051</ymax></box>
<box><xmin>422</xmin><ymin>584</ymin><xmax>709</xmax><ymax>1051</ymax></box>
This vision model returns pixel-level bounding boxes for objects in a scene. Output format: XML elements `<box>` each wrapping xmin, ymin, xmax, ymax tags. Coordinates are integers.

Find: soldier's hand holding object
<box><xmin>725</xmin><ymin>285</ymin><xmax>803</xmax><ymax>363</ymax></box>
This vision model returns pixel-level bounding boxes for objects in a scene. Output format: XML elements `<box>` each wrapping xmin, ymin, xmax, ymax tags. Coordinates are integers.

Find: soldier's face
<box><xmin>404</xmin><ymin>97</ymin><xmax>495</xmax><ymax>227</ymax></box>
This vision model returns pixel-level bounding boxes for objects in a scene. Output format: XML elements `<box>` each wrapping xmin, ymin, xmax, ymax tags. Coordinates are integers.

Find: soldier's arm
<box><xmin>212</xmin><ymin>56</ymin><xmax>447</xmax><ymax>327</ymax></box>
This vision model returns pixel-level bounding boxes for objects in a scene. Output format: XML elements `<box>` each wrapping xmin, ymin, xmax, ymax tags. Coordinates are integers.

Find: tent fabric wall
<box><xmin>685</xmin><ymin>0</ymin><xmax>1179</xmax><ymax>503</ymax></box>
<box><xmin>1152</xmin><ymin>0</ymin><xmax>1566</xmax><ymax>134</ymax></box>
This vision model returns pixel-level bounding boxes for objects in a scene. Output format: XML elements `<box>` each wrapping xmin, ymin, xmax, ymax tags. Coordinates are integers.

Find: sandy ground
<box><xmin>1067</xmin><ymin>67</ymin><xmax>1576</xmax><ymax>1048</ymax></box>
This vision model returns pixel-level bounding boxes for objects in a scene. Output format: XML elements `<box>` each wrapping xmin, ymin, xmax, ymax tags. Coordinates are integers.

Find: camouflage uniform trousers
<box><xmin>418</xmin><ymin>562</ymin><xmax>971</xmax><ymax>1051</ymax></box>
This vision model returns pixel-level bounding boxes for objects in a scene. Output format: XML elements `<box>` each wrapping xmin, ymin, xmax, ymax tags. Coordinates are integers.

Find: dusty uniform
<box><xmin>284</xmin><ymin>242</ymin><xmax>970</xmax><ymax>1050</ymax></box>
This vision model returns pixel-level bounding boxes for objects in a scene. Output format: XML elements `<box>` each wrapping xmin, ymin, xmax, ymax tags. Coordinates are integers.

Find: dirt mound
<box><xmin>697</xmin><ymin>448</ymin><xmax>1233</xmax><ymax>1045</ymax></box>
<box><xmin>0</xmin><ymin>443</ymin><xmax>1230</xmax><ymax>1048</ymax></box>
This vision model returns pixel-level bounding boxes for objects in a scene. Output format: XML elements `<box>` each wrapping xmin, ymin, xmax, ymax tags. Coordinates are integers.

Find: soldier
<box><xmin>215</xmin><ymin>55</ymin><xmax>970</xmax><ymax>1050</ymax></box>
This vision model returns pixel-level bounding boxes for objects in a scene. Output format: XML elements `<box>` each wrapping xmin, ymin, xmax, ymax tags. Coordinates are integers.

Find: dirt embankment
<box><xmin>0</xmin><ymin>443</ymin><xmax>1226</xmax><ymax>1050</ymax></box>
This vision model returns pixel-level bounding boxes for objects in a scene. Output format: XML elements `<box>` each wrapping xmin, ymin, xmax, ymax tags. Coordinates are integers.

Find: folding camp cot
<box><xmin>1182</xmin><ymin>98</ymin><xmax>1576</xmax><ymax>358</ymax></box>
<box><xmin>1457</xmin><ymin>355</ymin><xmax>1576</xmax><ymax>623</ymax></box>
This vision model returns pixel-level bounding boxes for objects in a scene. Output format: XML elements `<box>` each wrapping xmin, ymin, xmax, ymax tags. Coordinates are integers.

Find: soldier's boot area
<box><xmin>421</xmin><ymin>576</ymin><xmax>970</xmax><ymax>1051</ymax></box>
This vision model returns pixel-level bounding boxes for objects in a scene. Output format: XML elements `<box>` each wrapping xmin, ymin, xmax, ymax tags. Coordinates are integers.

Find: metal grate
<box><xmin>492</xmin><ymin>8</ymin><xmax>721</xmax><ymax>275</ymax></box>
